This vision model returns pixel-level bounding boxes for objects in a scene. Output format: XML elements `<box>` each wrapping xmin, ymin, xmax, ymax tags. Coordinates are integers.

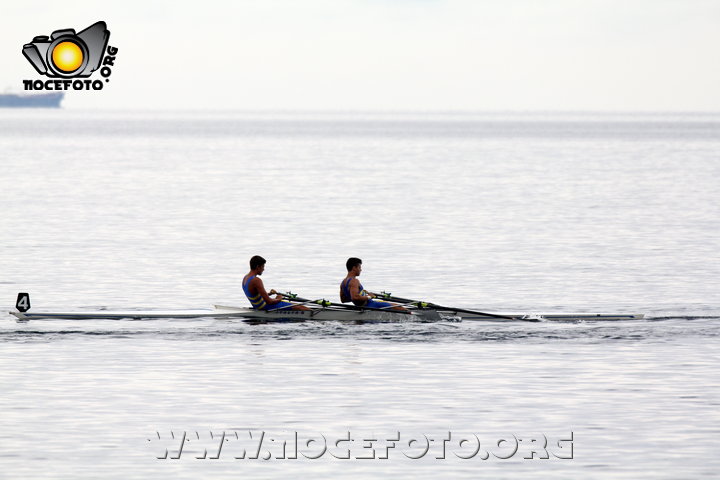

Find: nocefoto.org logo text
<box><xmin>22</xmin><ymin>21</ymin><xmax>118</xmax><ymax>91</ymax></box>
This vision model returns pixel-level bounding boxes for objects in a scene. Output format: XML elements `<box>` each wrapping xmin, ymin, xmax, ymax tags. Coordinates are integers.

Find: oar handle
<box><xmin>264</xmin><ymin>292</ymin><xmax>334</xmax><ymax>311</ymax></box>
<box><xmin>371</xmin><ymin>291</ymin><xmax>419</xmax><ymax>304</ymax></box>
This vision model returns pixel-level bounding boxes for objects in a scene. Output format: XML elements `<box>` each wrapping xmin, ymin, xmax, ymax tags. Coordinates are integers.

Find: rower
<box><xmin>340</xmin><ymin>257</ymin><xmax>408</xmax><ymax>312</ymax></box>
<box><xmin>243</xmin><ymin>256</ymin><xmax>310</xmax><ymax>311</ymax></box>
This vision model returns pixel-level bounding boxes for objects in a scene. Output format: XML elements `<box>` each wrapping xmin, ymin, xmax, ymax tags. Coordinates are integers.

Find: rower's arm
<box><xmin>349</xmin><ymin>278</ymin><xmax>372</xmax><ymax>303</ymax></box>
<box><xmin>252</xmin><ymin>277</ymin><xmax>282</xmax><ymax>305</ymax></box>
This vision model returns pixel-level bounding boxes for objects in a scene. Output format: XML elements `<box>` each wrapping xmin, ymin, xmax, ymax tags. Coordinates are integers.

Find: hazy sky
<box><xmin>2</xmin><ymin>0</ymin><xmax>719</xmax><ymax>111</ymax></box>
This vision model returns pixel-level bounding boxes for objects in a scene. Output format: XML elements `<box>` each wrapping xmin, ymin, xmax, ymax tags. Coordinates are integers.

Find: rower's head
<box><xmin>346</xmin><ymin>257</ymin><xmax>362</xmax><ymax>275</ymax></box>
<box><xmin>250</xmin><ymin>255</ymin><xmax>266</xmax><ymax>275</ymax></box>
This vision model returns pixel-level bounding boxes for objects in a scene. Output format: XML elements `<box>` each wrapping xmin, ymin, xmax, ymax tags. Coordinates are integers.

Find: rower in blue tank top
<box><xmin>243</xmin><ymin>255</ymin><xmax>310</xmax><ymax>311</ymax></box>
<box><xmin>340</xmin><ymin>257</ymin><xmax>409</xmax><ymax>312</ymax></box>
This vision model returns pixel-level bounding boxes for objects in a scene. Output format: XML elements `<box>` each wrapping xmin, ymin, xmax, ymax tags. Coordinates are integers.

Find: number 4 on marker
<box><xmin>16</xmin><ymin>293</ymin><xmax>30</xmax><ymax>312</ymax></box>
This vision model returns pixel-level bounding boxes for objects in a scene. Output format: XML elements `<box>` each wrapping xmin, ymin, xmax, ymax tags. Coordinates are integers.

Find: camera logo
<box><xmin>22</xmin><ymin>21</ymin><xmax>118</xmax><ymax>91</ymax></box>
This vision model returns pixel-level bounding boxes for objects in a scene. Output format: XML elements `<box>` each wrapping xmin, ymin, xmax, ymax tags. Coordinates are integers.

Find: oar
<box><xmin>281</xmin><ymin>292</ymin><xmax>414</xmax><ymax>315</ymax></box>
<box><xmin>370</xmin><ymin>291</ymin><xmax>522</xmax><ymax>321</ymax></box>
<box><xmin>265</xmin><ymin>297</ymin><xmax>327</xmax><ymax>312</ymax></box>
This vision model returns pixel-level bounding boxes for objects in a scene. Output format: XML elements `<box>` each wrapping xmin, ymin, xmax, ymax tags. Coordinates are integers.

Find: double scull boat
<box><xmin>8</xmin><ymin>293</ymin><xmax>644</xmax><ymax>323</ymax></box>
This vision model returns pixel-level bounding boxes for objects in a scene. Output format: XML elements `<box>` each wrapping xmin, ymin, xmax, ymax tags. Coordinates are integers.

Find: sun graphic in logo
<box><xmin>51</xmin><ymin>41</ymin><xmax>84</xmax><ymax>73</ymax></box>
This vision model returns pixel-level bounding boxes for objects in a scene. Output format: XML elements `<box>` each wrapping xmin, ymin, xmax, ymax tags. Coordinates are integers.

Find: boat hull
<box><xmin>7</xmin><ymin>307</ymin><xmax>642</xmax><ymax>323</ymax></box>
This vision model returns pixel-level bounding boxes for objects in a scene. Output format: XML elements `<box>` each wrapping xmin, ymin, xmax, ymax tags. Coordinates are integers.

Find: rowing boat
<box><xmin>7</xmin><ymin>293</ymin><xmax>643</xmax><ymax>323</ymax></box>
<box><xmin>7</xmin><ymin>307</ymin><xmax>642</xmax><ymax>322</ymax></box>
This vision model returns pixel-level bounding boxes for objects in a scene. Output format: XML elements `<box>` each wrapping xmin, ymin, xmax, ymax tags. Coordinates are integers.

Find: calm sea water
<box><xmin>0</xmin><ymin>110</ymin><xmax>718</xmax><ymax>479</ymax></box>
